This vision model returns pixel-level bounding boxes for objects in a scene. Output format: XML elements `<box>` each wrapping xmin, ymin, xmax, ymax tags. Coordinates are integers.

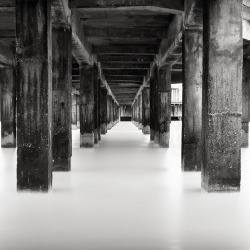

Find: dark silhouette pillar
<box><xmin>0</xmin><ymin>66</ymin><xmax>16</xmax><ymax>148</ymax></box>
<box><xmin>16</xmin><ymin>0</ymin><xmax>52</xmax><ymax>191</ymax></box>
<box><xmin>142</xmin><ymin>87</ymin><xmax>150</xmax><ymax>134</ymax></box>
<box><xmin>202</xmin><ymin>0</ymin><xmax>242</xmax><ymax>192</ymax></box>
<box><xmin>182</xmin><ymin>29</ymin><xmax>203</xmax><ymax>171</ymax></box>
<box><xmin>52</xmin><ymin>24</ymin><xmax>72</xmax><ymax>171</ymax></box>
<box><xmin>93</xmin><ymin>68</ymin><xmax>99</xmax><ymax>144</ymax></box>
<box><xmin>242</xmin><ymin>59</ymin><xmax>250</xmax><ymax>147</ymax></box>
<box><xmin>150</xmin><ymin>77</ymin><xmax>155</xmax><ymax>141</ymax></box>
<box><xmin>154</xmin><ymin>67</ymin><xmax>159</xmax><ymax>144</ymax></box>
<box><xmin>100</xmin><ymin>87</ymin><xmax>107</xmax><ymax>134</ymax></box>
<box><xmin>80</xmin><ymin>64</ymin><xmax>94</xmax><ymax>148</ymax></box>
<box><xmin>157</xmin><ymin>65</ymin><xmax>171</xmax><ymax>148</ymax></box>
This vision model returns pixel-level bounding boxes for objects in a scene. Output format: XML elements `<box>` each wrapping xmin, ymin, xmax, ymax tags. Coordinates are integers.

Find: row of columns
<box><xmin>132</xmin><ymin>0</ymin><xmax>245</xmax><ymax>192</ymax></box>
<box><xmin>0</xmin><ymin>0</ymin><xmax>119</xmax><ymax>191</ymax></box>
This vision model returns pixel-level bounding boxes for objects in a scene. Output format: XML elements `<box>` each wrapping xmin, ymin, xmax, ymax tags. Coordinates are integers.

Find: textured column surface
<box><xmin>72</xmin><ymin>93</ymin><xmax>77</xmax><ymax>130</ymax></box>
<box><xmin>0</xmin><ymin>66</ymin><xmax>16</xmax><ymax>148</ymax></box>
<box><xmin>98</xmin><ymin>79</ymin><xmax>101</xmax><ymax>140</ymax></box>
<box><xmin>76</xmin><ymin>94</ymin><xmax>80</xmax><ymax>129</ymax></box>
<box><xmin>80</xmin><ymin>64</ymin><xmax>94</xmax><ymax>148</ymax></box>
<box><xmin>142</xmin><ymin>87</ymin><xmax>150</xmax><ymax>134</ymax></box>
<box><xmin>182</xmin><ymin>29</ymin><xmax>203</xmax><ymax>171</ymax></box>
<box><xmin>93</xmin><ymin>68</ymin><xmax>99</xmax><ymax>144</ymax></box>
<box><xmin>150</xmin><ymin>78</ymin><xmax>155</xmax><ymax>140</ymax></box>
<box><xmin>242</xmin><ymin>59</ymin><xmax>250</xmax><ymax>147</ymax></box>
<box><xmin>107</xmin><ymin>95</ymin><xmax>111</xmax><ymax>130</ymax></box>
<box><xmin>158</xmin><ymin>65</ymin><xmax>171</xmax><ymax>148</ymax></box>
<box><xmin>138</xmin><ymin>94</ymin><xmax>142</xmax><ymax>130</ymax></box>
<box><xmin>202</xmin><ymin>0</ymin><xmax>242</xmax><ymax>192</ymax></box>
<box><xmin>16</xmin><ymin>0</ymin><xmax>52</xmax><ymax>191</ymax></box>
<box><xmin>52</xmin><ymin>24</ymin><xmax>72</xmax><ymax>171</ymax></box>
<box><xmin>154</xmin><ymin>67</ymin><xmax>159</xmax><ymax>144</ymax></box>
<box><xmin>100</xmin><ymin>87</ymin><xmax>107</xmax><ymax>134</ymax></box>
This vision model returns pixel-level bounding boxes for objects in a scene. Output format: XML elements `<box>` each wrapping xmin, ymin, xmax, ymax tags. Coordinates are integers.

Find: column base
<box><xmin>201</xmin><ymin>181</ymin><xmax>240</xmax><ymax>193</ymax></box>
<box><xmin>138</xmin><ymin>123</ymin><xmax>143</xmax><ymax>130</ymax></box>
<box><xmin>154</xmin><ymin>131</ymin><xmax>159</xmax><ymax>144</ymax></box>
<box><xmin>94</xmin><ymin>129</ymin><xmax>99</xmax><ymax>144</ymax></box>
<box><xmin>101</xmin><ymin>124</ymin><xmax>107</xmax><ymax>134</ymax></box>
<box><xmin>182</xmin><ymin>143</ymin><xmax>201</xmax><ymax>171</ymax></box>
<box><xmin>143</xmin><ymin>125</ymin><xmax>150</xmax><ymax>134</ymax></box>
<box><xmin>1</xmin><ymin>133</ymin><xmax>16</xmax><ymax>148</ymax></box>
<box><xmin>53</xmin><ymin>157</ymin><xmax>71</xmax><ymax>172</ymax></box>
<box><xmin>80</xmin><ymin>133</ymin><xmax>94</xmax><ymax>148</ymax></box>
<box><xmin>150</xmin><ymin>128</ymin><xmax>155</xmax><ymax>141</ymax></box>
<box><xmin>242</xmin><ymin>122</ymin><xmax>249</xmax><ymax>148</ymax></box>
<box><xmin>159</xmin><ymin>132</ymin><xmax>170</xmax><ymax>148</ymax></box>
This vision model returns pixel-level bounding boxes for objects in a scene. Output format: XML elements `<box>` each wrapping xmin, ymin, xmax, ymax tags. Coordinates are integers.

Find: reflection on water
<box><xmin>0</xmin><ymin>122</ymin><xmax>250</xmax><ymax>250</ymax></box>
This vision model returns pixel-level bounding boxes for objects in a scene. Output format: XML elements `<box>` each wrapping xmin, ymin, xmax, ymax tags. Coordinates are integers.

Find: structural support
<box><xmin>80</xmin><ymin>64</ymin><xmax>94</xmax><ymax>148</ymax></box>
<box><xmin>52</xmin><ymin>24</ymin><xmax>72</xmax><ymax>171</ymax></box>
<box><xmin>242</xmin><ymin>59</ymin><xmax>250</xmax><ymax>147</ymax></box>
<box><xmin>16</xmin><ymin>0</ymin><xmax>52</xmax><ymax>191</ymax></box>
<box><xmin>0</xmin><ymin>66</ymin><xmax>16</xmax><ymax>148</ymax></box>
<box><xmin>142</xmin><ymin>87</ymin><xmax>150</xmax><ymax>134</ymax></box>
<box><xmin>157</xmin><ymin>65</ymin><xmax>171</xmax><ymax>148</ymax></box>
<box><xmin>76</xmin><ymin>95</ymin><xmax>80</xmax><ymax>129</ymax></box>
<box><xmin>154</xmin><ymin>67</ymin><xmax>159</xmax><ymax>144</ymax></box>
<box><xmin>100</xmin><ymin>87</ymin><xmax>108</xmax><ymax>134</ymax></box>
<box><xmin>182</xmin><ymin>29</ymin><xmax>203</xmax><ymax>171</ymax></box>
<box><xmin>202</xmin><ymin>0</ymin><xmax>242</xmax><ymax>192</ymax></box>
<box><xmin>93</xmin><ymin>68</ymin><xmax>99</xmax><ymax>144</ymax></box>
<box><xmin>138</xmin><ymin>94</ymin><xmax>142</xmax><ymax>130</ymax></box>
<box><xmin>150</xmin><ymin>77</ymin><xmax>155</xmax><ymax>140</ymax></box>
<box><xmin>72</xmin><ymin>93</ymin><xmax>77</xmax><ymax>130</ymax></box>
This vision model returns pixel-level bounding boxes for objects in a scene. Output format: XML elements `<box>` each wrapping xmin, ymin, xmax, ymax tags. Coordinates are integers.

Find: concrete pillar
<box><xmin>154</xmin><ymin>67</ymin><xmax>159</xmax><ymax>144</ymax></box>
<box><xmin>100</xmin><ymin>87</ymin><xmax>107</xmax><ymax>134</ymax></box>
<box><xmin>72</xmin><ymin>93</ymin><xmax>77</xmax><ymax>130</ymax></box>
<box><xmin>157</xmin><ymin>65</ymin><xmax>171</xmax><ymax>148</ymax></box>
<box><xmin>202</xmin><ymin>0</ymin><xmax>242</xmax><ymax>192</ymax></box>
<box><xmin>76</xmin><ymin>94</ymin><xmax>80</xmax><ymax>129</ymax></box>
<box><xmin>182</xmin><ymin>29</ymin><xmax>203</xmax><ymax>171</ymax></box>
<box><xmin>98</xmin><ymin>79</ymin><xmax>101</xmax><ymax>140</ymax></box>
<box><xmin>0</xmin><ymin>66</ymin><xmax>16</xmax><ymax>148</ymax></box>
<box><xmin>80</xmin><ymin>64</ymin><xmax>94</xmax><ymax>148</ymax></box>
<box><xmin>142</xmin><ymin>87</ymin><xmax>150</xmax><ymax>134</ymax></box>
<box><xmin>93</xmin><ymin>68</ymin><xmax>99</xmax><ymax>144</ymax></box>
<box><xmin>150</xmin><ymin>78</ymin><xmax>155</xmax><ymax>141</ymax></box>
<box><xmin>242</xmin><ymin>59</ymin><xmax>250</xmax><ymax>147</ymax></box>
<box><xmin>16</xmin><ymin>0</ymin><xmax>52</xmax><ymax>191</ymax></box>
<box><xmin>52</xmin><ymin>24</ymin><xmax>72</xmax><ymax>171</ymax></box>
<box><xmin>138</xmin><ymin>94</ymin><xmax>142</xmax><ymax>130</ymax></box>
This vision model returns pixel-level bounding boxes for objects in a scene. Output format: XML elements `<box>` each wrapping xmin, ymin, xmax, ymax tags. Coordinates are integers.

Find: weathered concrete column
<box><xmin>100</xmin><ymin>87</ymin><xmax>107</xmax><ymax>134</ymax></box>
<box><xmin>80</xmin><ymin>64</ymin><xmax>94</xmax><ymax>148</ymax></box>
<box><xmin>157</xmin><ymin>65</ymin><xmax>171</xmax><ymax>147</ymax></box>
<box><xmin>111</xmin><ymin>98</ymin><xmax>114</xmax><ymax>128</ymax></box>
<box><xmin>202</xmin><ymin>0</ymin><xmax>242</xmax><ymax>192</ymax></box>
<box><xmin>182</xmin><ymin>29</ymin><xmax>203</xmax><ymax>171</ymax></box>
<box><xmin>150</xmin><ymin>77</ymin><xmax>155</xmax><ymax>141</ymax></box>
<box><xmin>242</xmin><ymin>59</ymin><xmax>250</xmax><ymax>147</ymax></box>
<box><xmin>72</xmin><ymin>93</ymin><xmax>77</xmax><ymax>130</ymax></box>
<box><xmin>98</xmin><ymin>79</ymin><xmax>101</xmax><ymax>140</ymax></box>
<box><xmin>52</xmin><ymin>24</ymin><xmax>72</xmax><ymax>171</ymax></box>
<box><xmin>154</xmin><ymin>67</ymin><xmax>159</xmax><ymax>144</ymax></box>
<box><xmin>16</xmin><ymin>0</ymin><xmax>52</xmax><ymax>191</ymax></box>
<box><xmin>138</xmin><ymin>94</ymin><xmax>142</xmax><ymax>130</ymax></box>
<box><xmin>142</xmin><ymin>87</ymin><xmax>150</xmax><ymax>134</ymax></box>
<box><xmin>76</xmin><ymin>94</ymin><xmax>80</xmax><ymax>129</ymax></box>
<box><xmin>93</xmin><ymin>68</ymin><xmax>99</xmax><ymax>144</ymax></box>
<box><xmin>0</xmin><ymin>66</ymin><xmax>16</xmax><ymax>148</ymax></box>
<box><xmin>107</xmin><ymin>95</ymin><xmax>111</xmax><ymax>130</ymax></box>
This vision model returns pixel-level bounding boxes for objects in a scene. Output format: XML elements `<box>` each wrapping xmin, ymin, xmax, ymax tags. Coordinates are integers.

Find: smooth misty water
<box><xmin>1</xmin><ymin>121</ymin><xmax>250</xmax><ymax>250</ymax></box>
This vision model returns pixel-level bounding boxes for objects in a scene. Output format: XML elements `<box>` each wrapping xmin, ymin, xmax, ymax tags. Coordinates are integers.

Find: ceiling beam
<box><xmin>103</xmin><ymin>69</ymin><xmax>147</xmax><ymax>76</ymax></box>
<box><xmin>98</xmin><ymin>55</ymin><xmax>155</xmax><ymax>63</ymax></box>
<box><xmin>93</xmin><ymin>45</ymin><xmax>158</xmax><ymax>55</ymax></box>
<box><xmin>69</xmin><ymin>0</ymin><xmax>184</xmax><ymax>14</ymax></box>
<box><xmin>102</xmin><ymin>62</ymin><xmax>150</xmax><ymax>70</ymax></box>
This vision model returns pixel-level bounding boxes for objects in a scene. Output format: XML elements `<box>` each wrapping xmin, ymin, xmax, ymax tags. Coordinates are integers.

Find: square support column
<box><xmin>0</xmin><ymin>66</ymin><xmax>16</xmax><ymax>148</ymax></box>
<box><xmin>242</xmin><ymin>59</ymin><xmax>250</xmax><ymax>147</ymax></box>
<box><xmin>76</xmin><ymin>94</ymin><xmax>80</xmax><ymax>129</ymax></box>
<box><xmin>202</xmin><ymin>0</ymin><xmax>242</xmax><ymax>192</ymax></box>
<box><xmin>157</xmin><ymin>65</ymin><xmax>171</xmax><ymax>148</ymax></box>
<box><xmin>182</xmin><ymin>29</ymin><xmax>203</xmax><ymax>171</ymax></box>
<box><xmin>72</xmin><ymin>93</ymin><xmax>77</xmax><ymax>130</ymax></box>
<box><xmin>100</xmin><ymin>87</ymin><xmax>107</xmax><ymax>134</ymax></box>
<box><xmin>150</xmin><ymin>78</ymin><xmax>155</xmax><ymax>140</ymax></box>
<box><xmin>16</xmin><ymin>0</ymin><xmax>52</xmax><ymax>191</ymax></box>
<box><xmin>154</xmin><ymin>67</ymin><xmax>159</xmax><ymax>144</ymax></box>
<box><xmin>142</xmin><ymin>87</ymin><xmax>150</xmax><ymax>134</ymax></box>
<box><xmin>80</xmin><ymin>64</ymin><xmax>94</xmax><ymax>148</ymax></box>
<box><xmin>52</xmin><ymin>24</ymin><xmax>72</xmax><ymax>171</ymax></box>
<box><xmin>93</xmin><ymin>68</ymin><xmax>99</xmax><ymax>144</ymax></box>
